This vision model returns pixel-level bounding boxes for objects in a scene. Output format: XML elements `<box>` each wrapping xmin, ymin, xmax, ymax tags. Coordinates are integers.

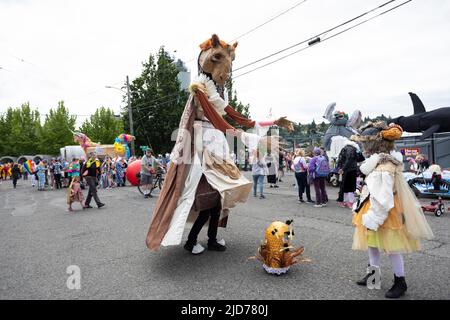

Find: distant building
<box><xmin>175</xmin><ymin>59</ymin><xmax>191</xmax><ymax>91</ymax></box>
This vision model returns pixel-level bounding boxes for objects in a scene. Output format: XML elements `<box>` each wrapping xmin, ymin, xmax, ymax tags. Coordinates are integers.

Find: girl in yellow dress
<box><xmin>351</xmin><ymin>122</ymin><xmax>433</xmax><ymax>298</ymax></box>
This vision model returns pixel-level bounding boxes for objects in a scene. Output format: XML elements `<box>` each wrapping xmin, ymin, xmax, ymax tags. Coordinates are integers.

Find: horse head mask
<box><xmin>198</xmin><ymin>34</ymin><xmax>238</xmax><ymax>88</ymax></box>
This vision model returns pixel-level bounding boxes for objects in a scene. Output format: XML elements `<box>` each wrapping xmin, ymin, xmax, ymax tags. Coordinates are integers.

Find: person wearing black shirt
<box><xmin>12</xmin><ymin>164</ymin><xmax>21</xmax><ymax>189</ymax></box>
<box><xmin>337</xmin><ymin>141</ymin><xmax>365</xmax><ymax>207</ymax></box>
<box><xmin>81</xmin><ymin>153</ymin><xmax>105</xmax><ymax>209</ymax></box>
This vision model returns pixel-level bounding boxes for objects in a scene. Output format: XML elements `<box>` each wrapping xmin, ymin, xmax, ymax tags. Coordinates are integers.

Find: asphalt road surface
<box><xmin>1</xmin><ymin>172</ymin><xmax>449</xmax><ymax>300</ymax></box>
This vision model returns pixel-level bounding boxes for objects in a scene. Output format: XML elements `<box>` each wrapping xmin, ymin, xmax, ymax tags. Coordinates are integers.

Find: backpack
<box><xmin>293</xmin><ymin>158</ymin><xmax>305</xmax><ymax>172</ymax></box>
<box><xmin>315</xmin><ymin>156</ymin><xmax>330</xmax><ymax>178</ymax></box>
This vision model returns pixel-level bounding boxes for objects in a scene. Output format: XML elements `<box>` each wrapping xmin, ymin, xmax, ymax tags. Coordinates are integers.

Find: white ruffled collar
<box><xmin>193</xmin><ymin>74</ymin><xmax>229</xmax><ymax>105</ymax></box>
<box><xmin>360</xmin><ymin>151</ymin><xmax>403</xmax><ymax>175</ymax></box>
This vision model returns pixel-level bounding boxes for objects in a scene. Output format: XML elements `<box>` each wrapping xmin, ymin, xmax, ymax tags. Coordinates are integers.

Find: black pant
<box><xmin>295</xmin><ymin>172</ymin><xmax>311</xmax><ymax>201</ymax></box>
<box><xmin>85</xmin><ymin>176</ymin><xmax>101</xmax><ymax>206</ymax></box>
<box><xmin>54</xmin><ymin>174</ymin><xmax>62</xmax><ymax>189</ymax></box>
<box><xmin>187</xmin><ymin>204</ymin><xmax>221</xmax><ymax>246</ymax></box>
<box><xmin>337</xmin><ymin>173</ymin><xmax>345</xmax><ymax>202</ymax></box>
<box><xmin>337</xmin><ymin>183</ymin><xmax>344</xmax><ymax>202</ymax></box>
<box><xmin>13</xmin><ymin>178</ymin><xmax>18</xmax><ymax>188</ymax></box>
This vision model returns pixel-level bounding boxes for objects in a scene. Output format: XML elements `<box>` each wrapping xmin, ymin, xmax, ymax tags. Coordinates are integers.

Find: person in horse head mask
<box><xmin>145</xmin><ymin>34</ymin><xmax>294</xmax><ymax>255</ymax></box>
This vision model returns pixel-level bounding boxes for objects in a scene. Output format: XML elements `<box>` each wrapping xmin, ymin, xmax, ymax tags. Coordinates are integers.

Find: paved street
<box><xmin>1</xmin><ymin>172</ymin><xmax>449</xmax><ymax>300</ymax></box>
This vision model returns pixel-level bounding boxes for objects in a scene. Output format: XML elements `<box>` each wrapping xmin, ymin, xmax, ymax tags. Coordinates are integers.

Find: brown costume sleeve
<box><xmin>195</xmin><ymin>90</ymin><xmax>237</xmax><ymax>133</ymax></box>
<box><xmin>224</xmin><ymin>105</ymin><xmax>256</xmax><ymax>128</ymax></box>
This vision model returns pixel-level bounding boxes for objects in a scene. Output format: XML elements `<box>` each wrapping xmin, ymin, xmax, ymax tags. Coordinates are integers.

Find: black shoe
<box><xmin>356</xmin><ymin>265</ymin><xmax>375</xmax><ymax>286</ymax></box>
<box><xmin>385</xmin><ymin>275</ymin><xmax>407</xmax><ymax>298</ymax></box>
<box><xmin>207</xmin><ymin>241</ymin><xmax>227</xmax><ymax>251</ymax></box>
<box><xmin>307</xmin><ymin>199</ymin><xmax>314</xmax><ymax>204</ymax></box>
<box><xmin>274</xmin><ymin>185</ymin><xmax>279</xmax><ymax>188</ymax></box>
<box><xmin>184</xmin><ymin>242</ymin><xmax>194</xmax><ymax>252</ymax></box>
<box><xmin>97</xmin><ymin>203</ymin><xmax>105</xmax><ymax>209</ymax></box>
<box><xmin>85</xmin><ymin>204</ymin><xmax>93</xmax><ymax>209</ymax></box>
<box><xmin>299</xmin><ymin>199</ymin><xmax>305</xmax><ymax>203</ymax></box>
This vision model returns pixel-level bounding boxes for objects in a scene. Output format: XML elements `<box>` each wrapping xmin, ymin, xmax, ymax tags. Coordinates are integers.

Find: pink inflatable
<box><xmin>126</xmin><ymin>160</ymin><xmax>141</xmax><ymax>186</ymax></box>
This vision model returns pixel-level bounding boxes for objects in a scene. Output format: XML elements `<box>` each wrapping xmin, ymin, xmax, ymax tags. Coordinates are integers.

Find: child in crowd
<box><xmin>67</xmin><ymin>176</ymin><xmax>86</xmax><ymax>212</ymax></box>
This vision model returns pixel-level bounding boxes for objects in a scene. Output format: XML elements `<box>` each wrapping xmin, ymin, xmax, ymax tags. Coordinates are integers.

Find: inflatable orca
<box><xmin>390</xmin><ymin>92</ymin><xmax>450</xmax><ymax>140</ymax></box>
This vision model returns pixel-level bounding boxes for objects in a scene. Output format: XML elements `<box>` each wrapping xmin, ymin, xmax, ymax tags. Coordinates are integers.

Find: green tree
<box><xmin>124</xmin><ymin>47</ymin><xmax>188</xmax><ymax>154</ymax></box>
<box><xmin>1</xmin><ymin>103</ymin><xmax>41</xmax><ymax>156</ymax></box>
<box><xmin>307</xmin><ymin>119</ymin><xmax>317</xmax><ymax>134</ymax></box>
<box><xmin>0</xmin><ymin>112</ymin><xmax>10</xmax><ymax>156</ymax></box>
<box><xmin>318</xmin><ymin>121</ymin><xmax>329</xmax><ymax>133</ymax></box>
<box><xmin>39</xmin><ymin>101</ymin><xmax>76</xmax><ymax>155</ymax></box>
<box><xmin>225</xmin><ymin>79</ymin><xmax>251</xmax><ymax>128</ymax></box>
<box><xmin>80</xmin><ymin>107</ymin><xmax>124</xmax><ymax>144</ymax></box>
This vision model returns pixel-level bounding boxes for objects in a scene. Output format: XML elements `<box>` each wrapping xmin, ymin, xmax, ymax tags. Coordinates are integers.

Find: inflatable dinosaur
<box><xmin>73</xmin><ymin>131</ymin><xmax>134</xmax><ymax>158</ymax></box>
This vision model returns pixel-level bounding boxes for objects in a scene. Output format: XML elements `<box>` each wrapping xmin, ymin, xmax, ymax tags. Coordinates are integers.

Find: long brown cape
<box><xmin>145</xmin><ymin>90</ymin><xmax>254</xmax><ymax>250</ymax></box>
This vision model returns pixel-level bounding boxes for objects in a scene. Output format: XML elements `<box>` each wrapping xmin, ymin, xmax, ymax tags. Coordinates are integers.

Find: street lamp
<box><xmin>105</xmin><ymin>76</ymin><xmax>135</xmax><ymax>156</ymax></box>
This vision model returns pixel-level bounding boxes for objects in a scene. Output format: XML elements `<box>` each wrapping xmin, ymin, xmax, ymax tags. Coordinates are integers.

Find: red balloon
<box><xmin>126</xmin><ymin>160</ymin><xmax>141</xmax><ymax>186</ymax></box>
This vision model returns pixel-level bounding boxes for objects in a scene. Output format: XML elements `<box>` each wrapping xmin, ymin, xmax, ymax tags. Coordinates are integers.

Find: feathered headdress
<box><xmin>351</xmin><ymin>121</ymin><xmax>403</xmax><ymax>142</ymax></box>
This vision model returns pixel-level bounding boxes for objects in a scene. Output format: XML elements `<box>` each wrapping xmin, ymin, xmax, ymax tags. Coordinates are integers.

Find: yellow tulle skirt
<box><xmin>352</xmin><ymin>196</ymin><xmax>421</xmax><ymax>253</ymax></box>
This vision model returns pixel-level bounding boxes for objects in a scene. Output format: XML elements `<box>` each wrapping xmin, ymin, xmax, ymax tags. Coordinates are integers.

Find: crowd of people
<box><xmin>0</xmin><ymin>147</ymin><xmax>436</xmax><ymax>213</ymax></box>
<box><xmin>249</xmin><ymin>142</ymin><xmax>370</xmax><ymax>210</ymax></box>
<box><xmin>0</xmin><ymin>150</ymin><xmax>171</xmax><ymax>210</ymax></box>
<box><xmin>1</xmin><ymin>157</ymin><xmax>127</xmax><ymax>190</ymax></box>
<box><xmin>251</xmin><ymin>147</ymin><xmax>337</xmax><ymax>208</ymax></box>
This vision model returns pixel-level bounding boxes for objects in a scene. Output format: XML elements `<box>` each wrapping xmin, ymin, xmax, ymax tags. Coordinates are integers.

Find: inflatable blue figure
<box><xmin>322</xmin><ymin>102</ymin><xmax>362</xmax><ymax>151</ymax></box>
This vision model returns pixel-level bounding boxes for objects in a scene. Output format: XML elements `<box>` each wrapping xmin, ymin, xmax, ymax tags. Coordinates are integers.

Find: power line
<box><xmin>233</xmin><ymin>0</ymin><xmax>396</xmax><ymax>73</ymax></box>
<box><xmin>2</xmin><ymin>1</ymin><xmax>309</xmax><ymax>111</ymax></box>
<box><xmin>230</xmin><ymin>0</ymin><xmax>308</xmax><ymax>42</ymax></box>
<box><xmin>2</xmin><ymin>0</ymin><xmax>412</xmax><ymax>124</ymax></box>
<box><xmin>233</xmin><ymin>0</ymin><xmax>412</xmax><ymax>79</ymax></box>
<box><xmin>118</xmin><ymin>0</ymin><xmax>412</xmax><ymax>122</ymax></box>
<box><xmin>133</xmin><ymin>95</ymin><xmax>183</xmax><ymax>123</ymax></box>
<box><xmin>183</xmin><ymin>0</ymin><xmax>309</xmax><ymax>64</ymax></box>
<box><xmin>129</xmin><ymin>0</ymin><xmax>411</xmax><ymax>111</ymax></box>
<box><xmin>127</xmin><ymin>1</ymin><xmax>311</xmax><ymax>116</ymax></box>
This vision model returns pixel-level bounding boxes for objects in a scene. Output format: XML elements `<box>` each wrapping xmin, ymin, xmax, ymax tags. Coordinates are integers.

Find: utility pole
<box><xmin>126</xmin><ymin>75</ymin><xmax>135</xmax><ymax>156</ymax></box>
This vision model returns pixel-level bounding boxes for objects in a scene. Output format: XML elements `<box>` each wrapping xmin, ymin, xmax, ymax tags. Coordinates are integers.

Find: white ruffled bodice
<box><xmin>358</xmin><ymin>151</ymin><xmax>403</xmax><ymax>231</ymax></box>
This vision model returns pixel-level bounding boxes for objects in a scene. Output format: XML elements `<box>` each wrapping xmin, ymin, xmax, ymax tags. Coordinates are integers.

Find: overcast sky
<box><xmin>1</xmin><ymin>0</ymin><xmax>449</xmax><ymax>128</ymax></box>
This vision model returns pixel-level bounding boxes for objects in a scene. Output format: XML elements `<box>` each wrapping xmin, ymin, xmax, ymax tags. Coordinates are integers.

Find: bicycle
<box><xmin>136</xmin><ymin>168</ymin><xmax>165</xmax><ymax>197</ymax></box>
